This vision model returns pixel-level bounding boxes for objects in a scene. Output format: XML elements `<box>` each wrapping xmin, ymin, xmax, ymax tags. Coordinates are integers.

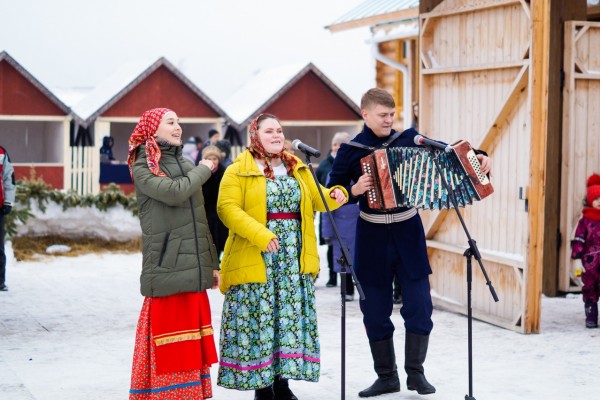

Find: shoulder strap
<box><xmin>345</xmin><ymin>130</ymin><xmax>404</xmax><ymax>151</ymax></box>
<box><xmin>381</xmin><ymin>130</ymin><xmax>403</xmax><ymax>147</ymax></box>
<box><xmin>345</xmin><ymin>141</ymin><xmax>375</xmax><ymax>151</ymax></box>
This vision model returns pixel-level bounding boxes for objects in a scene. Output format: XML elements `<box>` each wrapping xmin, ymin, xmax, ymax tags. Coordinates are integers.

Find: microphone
<box><xmin>291</xmin><ymin>139</ymin><xmax>321</xmax><ymax>158</ymax></box>
<box><xmin>413</xmin><ymin>134</ymin><xmax>451</xmax><ymax>152</ymax></box>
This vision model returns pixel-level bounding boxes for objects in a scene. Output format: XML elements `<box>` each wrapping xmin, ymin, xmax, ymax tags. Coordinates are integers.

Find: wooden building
<box><xmin>71</xmin><ymin>57</ymin><xmax>230</xmax><ymax>194</ymax></box>
<box><xmin>221</xmin><ymin>62</ymin><xmax>362</xmax><ymax>163</ymax></box>
<box><xmin>328</xmin><ymin>0</ymin><xmax>599</xmax><ymax>333</ymax></box>
<box><xmin>0</xmin><ymin>51</ymin><xmax>72</xmax><ymax>189</ymax></box>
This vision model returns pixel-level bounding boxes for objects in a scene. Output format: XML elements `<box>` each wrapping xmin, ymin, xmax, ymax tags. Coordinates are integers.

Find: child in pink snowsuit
<box><xmin>571</xmin><ymin>174</ymin><xmax>600</xmax><ymax>328</ymax></box>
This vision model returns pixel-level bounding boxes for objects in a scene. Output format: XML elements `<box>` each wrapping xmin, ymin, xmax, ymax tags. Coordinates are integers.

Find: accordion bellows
<box><xmin>360</xmin><ymin>140</ymin><xmax>493</xmax><ymax>211</ymax></box>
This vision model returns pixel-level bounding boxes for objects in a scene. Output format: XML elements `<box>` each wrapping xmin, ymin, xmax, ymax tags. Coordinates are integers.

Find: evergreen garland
<box><xmin>5</xmin><ymin>177</ymin><xmax>138</xmax><ymax>239</ymax></box>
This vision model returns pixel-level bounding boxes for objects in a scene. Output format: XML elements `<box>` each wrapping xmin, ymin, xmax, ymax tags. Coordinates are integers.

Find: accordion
<box><xmin>360</xmin><ymin>140</ymin><xmax>493</xmax><ymax>211</ymax></box>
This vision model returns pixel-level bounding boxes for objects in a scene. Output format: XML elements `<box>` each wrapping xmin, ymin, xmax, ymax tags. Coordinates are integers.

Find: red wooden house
<box><xmin>69</xmin><ymin>56</ymin><xmax>231</xmax><ymax>194</ymax></box>
<box><xmin>0</xmin><ymin>51</ymin><xmax>71</xmax><ymax>189</ymax></box>
<box><xmin>222</xmin><ymin>62</ymin><xmax>363</xmax><ymax>162</ymax></box>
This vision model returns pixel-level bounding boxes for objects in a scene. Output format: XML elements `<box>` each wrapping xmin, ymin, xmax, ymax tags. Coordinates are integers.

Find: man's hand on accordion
<box><xmin>351</xmin><ymin>173</ymin><xmax>374</xmax><ymax>197</ymax></box>
<box><xmin>476</xmin><ymin>154</ymin><xmax>493</xmax><ymax>177</ymax></box>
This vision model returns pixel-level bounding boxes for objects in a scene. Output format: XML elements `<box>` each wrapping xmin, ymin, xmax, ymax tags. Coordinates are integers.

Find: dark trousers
<box><xmin>356</xmin><ymin>222</ymin><xmax>433</xmax><ymax>341</ymax></box>
<box><xmin>0</xmin><ymin>213</ymin><xmax>6</xmax><ymax>286</ymax></box>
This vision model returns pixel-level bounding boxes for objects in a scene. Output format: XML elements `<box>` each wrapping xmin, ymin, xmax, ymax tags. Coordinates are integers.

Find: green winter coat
<box><xmin>133</xmin><ymin>145</ymin><xmax>219</xmax><ymax>297</ymax></box>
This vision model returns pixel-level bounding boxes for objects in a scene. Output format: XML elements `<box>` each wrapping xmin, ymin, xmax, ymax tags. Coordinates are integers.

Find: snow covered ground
<box><xmin>1</xmin><ymin>244</ymin><xmax>599</xmax><ymax>400</ymax></box>
<box><xmin>0</xmin><ymin>248</ymin><xmax>600</xmax><ymax>400</ymax></box>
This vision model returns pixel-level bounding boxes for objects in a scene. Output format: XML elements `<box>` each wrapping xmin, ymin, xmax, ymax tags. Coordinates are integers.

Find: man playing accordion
<box><xmin>328</xmin><ymin>88</ymin><xmax>492</xmax><ymax>397</ymax></box>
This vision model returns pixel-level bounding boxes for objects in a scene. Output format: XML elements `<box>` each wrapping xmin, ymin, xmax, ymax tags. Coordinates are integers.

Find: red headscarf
<box><xmin>247</xmin><ymin>113</ymin><xmax>297</xmax><ymax>180</ymax></box>
<box><xmin>127</xmin><ymin>108</ymin><xmax>173</xmax><ymax>181</ymax></box>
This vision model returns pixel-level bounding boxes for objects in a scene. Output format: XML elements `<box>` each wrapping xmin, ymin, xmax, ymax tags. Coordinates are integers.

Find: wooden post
<box><xmin>528</xmin><ymin>0</ymin><xmax>586</xmax><ymax>332</ymax></box>
<box><xmin>528</xmin><ymin>0</ymin><xmax>552</xmax><ymax>334</ymax></box>
<box><xmin>541</xmin><ymin>1</ymin><xmax>588</xmax><ymax>297</ymax></box>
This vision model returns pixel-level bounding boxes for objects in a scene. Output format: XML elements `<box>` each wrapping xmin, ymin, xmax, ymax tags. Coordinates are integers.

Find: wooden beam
<box><xmin>519</xmin><ymin>0</ymin><xmax>532</xmax><ymax>20</ymax></box>
<box><xmin>419</xmin><ymin>16</ymin><xmax>433</xmax><ymax>69</ymax></box>
<box><xmin>574</xmin><ymin>72</ymin><xmax>600</xmax><ymax>80</ymax></box>
<box><xmin>527</xmin><ymin>0</ymin><xmax>551</xmax><ymax>334</ymax></box>
<box><xmin>421</xmin><ymin>60</ymin><xmax>526</xmax><ymax>74</ymax></box>
<box><xmin>425</xmin><ymin>239</ymin><xmax>525</xmax><ymax>269</ymax></box>
<box><xmin>479</xmin><ymin>65</ymin><xmax>530</xmax><ymax>151</ymax></box>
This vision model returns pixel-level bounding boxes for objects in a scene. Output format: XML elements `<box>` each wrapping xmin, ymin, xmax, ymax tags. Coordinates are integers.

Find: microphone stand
<box><xmin>300</xmin><ymin>151</ymin><xmax>365</xmax><ymax>400</ymax></box>
<box><xmin>422</xmin><ymin>144</ymin><xmax>499</xmax><ymax>400</ymax></box>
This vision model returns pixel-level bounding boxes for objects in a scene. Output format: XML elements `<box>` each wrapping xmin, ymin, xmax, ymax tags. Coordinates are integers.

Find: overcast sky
<box><xmin>0</xmin><ymin>0</ymin><xmax>375</xmax><ymax>105</ymax></box>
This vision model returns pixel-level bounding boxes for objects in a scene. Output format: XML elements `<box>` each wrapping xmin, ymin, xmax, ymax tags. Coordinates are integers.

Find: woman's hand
<box><xmin>330</xmin><ymin>188</ymin><xmax>347</xmax><ymax>204</ymax></box>
<box><xmin>266</xmin><ymin>238</ymin><xmax>280</xmax><ymax>253</ymax></box>
<box><xmin>476</xmin><ymin>154</ymin><xmax>493</xmax><ymax>177</ymax></box>
<box><xmin>211</xmin><ymin>270</ymin><xmax>220</xmax><ymax>289</ymax></box>
<box><xmin>199</xmin><ymin>159</ymin><xmax>216</xmax><ymax>172</ymax></box>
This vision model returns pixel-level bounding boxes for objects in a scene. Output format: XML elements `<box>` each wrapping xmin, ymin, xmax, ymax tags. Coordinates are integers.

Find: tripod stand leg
<box><xmin>465</xmin><ymin>249</ymin><xmax>476</xmax><ymax>400</ymax></box>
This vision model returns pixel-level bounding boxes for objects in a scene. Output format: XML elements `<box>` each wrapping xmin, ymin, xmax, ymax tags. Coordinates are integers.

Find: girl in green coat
<box><xmin>128</xmin><ymin>108</ymin><xmax>220</xmax><ymax>400</ymax></box>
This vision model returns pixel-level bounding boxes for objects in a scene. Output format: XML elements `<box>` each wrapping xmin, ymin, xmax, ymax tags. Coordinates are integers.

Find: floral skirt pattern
<box><xmin>217</xmin><ymin>176</ymin><xmax>320</xmax><ymax>390</ymax></box>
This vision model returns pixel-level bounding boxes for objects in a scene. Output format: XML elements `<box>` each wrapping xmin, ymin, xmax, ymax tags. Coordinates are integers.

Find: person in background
<box><xmin>100</xmin><ymin>136</ymin><xmax>116</xmax><ymax>163</ymax></box>
<box><xmin>215</xmin><ymin>139</ymin><xmax>233</xmax><ymax>168</ymax></box>
<box><xmin>328</xmin><ymin>88</ymin><xmax>492</xmax><ymax>397</ymax></box>
<box><xmin>571</xmin><ymin>173</ymin><xmax>600</xmax><ymax>329</ymax></box>
<box><xmin>204</xmin><ymin>128</ymin><xmax>221</xmax><ymax>149</ymax></box>
<box><xmin>216</xmin><ymin>113</ymin><xmax>347</xmax><ymax>400</ymax></box>
<box><xmin>182</xmin><ymin>136</ymin><xmax>198</xmax><ymax>163</ymax></box>
<box><xmin>316</xmin><ymin>134</ymin><xmax>346</xmax><ymax>288</ymax></box>
<box><xmin>194</xmin><ymin>136</ymin><xmax>204</xmax><ymax>165</ymax></box>
<box><xmin>411</xmin><ymin>102</ymin><xmax>419</xmax><ymax>130</ymax></box>
<box><xmin>201</xmin><ymin>145</ymin><xmax>229</xmax><ymax>257</ymax></box>
<box><xmin>0</xmin><ymin>145</ymin><xmax>15</xmax><ymax>292</ymax></box>
<box><xmin>127</xmin><ymin>108</ymin><xmax>220</xmax><ymax>400</ymax></box>
<box><xmin>320</xmin><ymin>132</ymin><xmax>358</xmax><ymax>301</ymax></box>
<box><xmin>283</xmin><ymin>139</ymin><xmax>295</xmax><ymax>155</ymax></box>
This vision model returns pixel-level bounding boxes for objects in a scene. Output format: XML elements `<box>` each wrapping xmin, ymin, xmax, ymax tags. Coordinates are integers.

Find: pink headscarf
<box><xmin>247</xmin><ymin>113</ymin><xmax>297</xmax><ymax>180</ymax></box>
<box><xmin>127</xmin><ymin>108</ymin><xmax>173</xmax><ymax>180</ymax></box>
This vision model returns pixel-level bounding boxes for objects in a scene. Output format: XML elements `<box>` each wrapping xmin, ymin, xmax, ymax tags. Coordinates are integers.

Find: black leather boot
<box><xmin>358</xmin><ymin>338</ymin><xmax>401</xmax><ymax>397</ymax></box>
<box><xmin>405</xmin><ymin>331</ymin><xmax>436</xmax><ymax>395</ymax></box>
<box><xmin>254</xmin><ymin>385</ymin><xmax>274</xmax><ymax>400</ymax></box>
<box><xmin>273</xmin><ymin>376</ymin><xmax>298</xmax><ymax>400</ymax></box>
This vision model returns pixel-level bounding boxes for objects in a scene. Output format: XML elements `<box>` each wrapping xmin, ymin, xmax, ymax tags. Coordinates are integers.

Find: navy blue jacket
<box><xmin>328</xmin><ymin>124</ymin><xmax>431</xmax><ymax>282</ymax></box>
<box><xmin>328</xmin><ymin>124</ymin><xmax>421</xmax><ymax>215</ymax></box>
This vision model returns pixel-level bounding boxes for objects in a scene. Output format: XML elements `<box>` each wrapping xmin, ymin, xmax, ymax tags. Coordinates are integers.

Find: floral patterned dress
<box><xmin>217</xmin><ymin>175</ymin><xmax>320</xmax><ymax>390</ymax></box>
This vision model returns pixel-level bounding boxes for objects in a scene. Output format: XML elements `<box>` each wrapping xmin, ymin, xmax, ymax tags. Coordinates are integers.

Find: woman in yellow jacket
<box><xmin>217</xmin><ymin>113</ymin><xmax>347</xmax><ymax>400</ymax></box>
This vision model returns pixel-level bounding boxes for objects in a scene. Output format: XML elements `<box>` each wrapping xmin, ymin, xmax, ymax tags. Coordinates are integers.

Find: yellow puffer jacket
<box><xmin>217</xmin><ymin>150</ymin><xmax>347</xmax><ymax>293</ymax></box>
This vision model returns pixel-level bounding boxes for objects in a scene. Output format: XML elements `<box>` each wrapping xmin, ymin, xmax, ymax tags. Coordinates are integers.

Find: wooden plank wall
<box><xmin>419</xmin><ymin>0</ymin><xmax>532</xmax><ymax>332</ymax></box>
<box><xmin>377</xmin><ymin>40</ymin><xmax>407</xmax><ymax>128</ymax></box>
<box><xmin>559</xmin><ymin>21</ymin><xmax>600</xmax><ymax>292</ymax></box>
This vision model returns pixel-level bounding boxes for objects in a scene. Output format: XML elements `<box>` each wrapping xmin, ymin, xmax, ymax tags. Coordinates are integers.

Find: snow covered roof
<box><xmin>0</xmin><ymin>50</ymin><xmax>71</xmax><ymax>115</ymax></box>
<box><xmin>70</xmin><ymin>57</ymin><xmax>231</xmax><ymax>128</ymax></box>
<box><xmin>326</xmin><ymin>0</ymin><xmax>419</xmax><ymax>33</ymax></box>
<box><xmin>221</xmin><ymin>62</ymin><xmax>360</xmax><ymax>128</ymax></box>
<box><xmin>50</xmin><ymin>86</ymin><xmax>94</xmax><ymax>108</ymax></box>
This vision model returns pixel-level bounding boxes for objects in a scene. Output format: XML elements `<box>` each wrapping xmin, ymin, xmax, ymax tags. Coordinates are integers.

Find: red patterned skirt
<box><xmin>129</xmin><ymin>292</ymin><xmax>218</xmax><ymax>399</ymax></box>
